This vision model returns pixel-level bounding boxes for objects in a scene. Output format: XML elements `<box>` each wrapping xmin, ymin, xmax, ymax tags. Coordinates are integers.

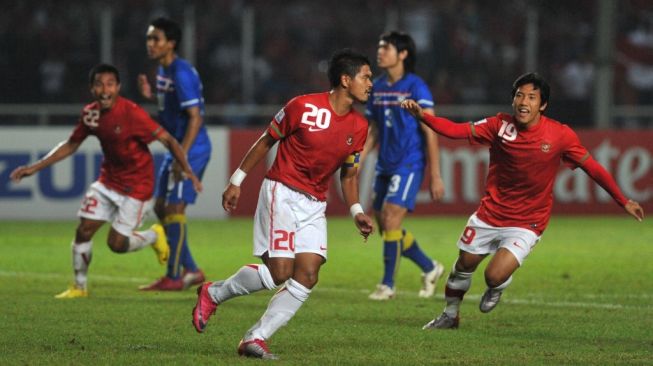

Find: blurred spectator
<box><xmin>551</xmin><ymin>51</ymin><xmax>595</xmax><ymax>125</ymax></box>
<box><xmin>0</xmin><ymin>0</ymin><xmax>651</xmax><ymax>127</ymax></box>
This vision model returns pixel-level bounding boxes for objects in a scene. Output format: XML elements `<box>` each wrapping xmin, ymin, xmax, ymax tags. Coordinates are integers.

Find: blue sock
<box><xmin>381</xmin><ymin>230</ymin><xmax>402</xmax><ymax>288</ymax></box>
<box><xmin>164</xmin><ymin>214</ymin><xmax>185</xmax><ymax>279</ymax></box>
<box><xmin>401</xmin><ymin>230</ymin><xmax>435</xmax><ymax>273</ymax></box>
<box><xmin>180</xmin><ymin>231</ymin><xmax>198</xmax><ymax>273</ymax></box>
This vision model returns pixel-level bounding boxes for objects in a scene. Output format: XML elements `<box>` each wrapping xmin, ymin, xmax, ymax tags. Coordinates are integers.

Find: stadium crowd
<box><xmin>1</xmin><ymin>0</ymin><xmax>652</xmax><ymax>126</ymax></box>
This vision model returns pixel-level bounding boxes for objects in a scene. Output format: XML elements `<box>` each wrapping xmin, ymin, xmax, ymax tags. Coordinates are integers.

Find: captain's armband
<box><xmin>342</xmin><ymin>153</ymin><xmax>360</xmax><ymax>170</ymax></box>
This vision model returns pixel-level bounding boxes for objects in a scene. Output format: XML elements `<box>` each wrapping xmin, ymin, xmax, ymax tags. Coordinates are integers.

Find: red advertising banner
<box><xmin>228</xmin><ymin>129</ymin><xmax>653</xmax><ymax>216</ymax></box>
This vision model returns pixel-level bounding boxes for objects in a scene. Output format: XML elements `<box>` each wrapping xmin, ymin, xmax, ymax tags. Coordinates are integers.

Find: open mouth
<box><xmin>98</xmin><ymin>95</ymin><xmax>113</xmax><ymax>106</ymax></box>
<box><xmin>516</xmin><ymin>107</ymin><xmax>529</xmax><ymax>119</ymax></box>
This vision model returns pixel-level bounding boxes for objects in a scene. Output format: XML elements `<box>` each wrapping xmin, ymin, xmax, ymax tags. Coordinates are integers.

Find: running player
<box><xmin>191</xmin><ymin>49</ymin><xmax>374</xmax><ymax>360</ymax></box>
<box><xmin>138</xmin><ymin>17</ymin><xmax>212</xmax><ymax>291</ymax></box>
<box><xmin>401</xmin><ymin>72</ymin><xmax>644</xmax><ymax>329</ymax></box>
<box><xmin>10</xmin><ymin>64</ymin><xmax>202</xmax><ymax>298</ymax></box>
<box><xmin>364</xmin><ymin>31</ymin><xmax>446</xmax><ymax>301</ymax></box>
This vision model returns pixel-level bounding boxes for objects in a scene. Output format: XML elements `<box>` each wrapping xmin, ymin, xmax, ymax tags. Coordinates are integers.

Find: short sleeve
<box><xmin>468</xmin><ymin>115</ymin><xmax>501</xmax><ymax>145</ymax></box>
<box><xmin>412</xmin><ymin>78</ymin><xmax>435</xmax><ymax>109</ymax></box>
<box><xmin>174</xmin><ymin>66</ymin><xmax>202</xmax><ymax>110</ymax></box>
<box><xmin>267</xmin><ymin>97</ymin><xmax>301</xmax><ymax>140</ymax></box>
<box><xmin>69</xmin><ymin>108</ymin><xmax>94</xmax><ymax>143</ymax></box>
<box><xmin>131</xmin><ymin>104</ymin><xmax>164</xmax><ymax>144</ymax></box>
<box><xmin>560</xmin><ymin>125</ymin><xmax>590</xmax><ymax>169</ymax></box>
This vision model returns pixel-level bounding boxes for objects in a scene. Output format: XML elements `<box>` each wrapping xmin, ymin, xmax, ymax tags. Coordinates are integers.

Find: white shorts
<box><xmin>253</xmin><ymin>179</ymin><xmax>328</xmax><ymax>260</ymax></box>
<box><xmin>77</xmin><ymin>181</ymin><xmax>153</xmax><ymax>236</ymax></box>
<box><xmin>456</xmin><ymin>213</ymin><xmax>541</xmax><ymax>265</ymax></box>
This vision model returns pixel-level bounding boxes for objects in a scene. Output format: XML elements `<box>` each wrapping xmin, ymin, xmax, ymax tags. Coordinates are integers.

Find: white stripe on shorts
<box><xmin>402</xmin><ymin>172</ymin><xmax>415</xmax><ymax>201</ymax></box>
<box><xmin>177</xmin><ymin>180</ymin><xmax>184</xmax><ymax>199</ymax></box>
<box><xmin>180</xmin><ymin>98</ymin><xmax>199</xmax><ymax>107</ymax></box>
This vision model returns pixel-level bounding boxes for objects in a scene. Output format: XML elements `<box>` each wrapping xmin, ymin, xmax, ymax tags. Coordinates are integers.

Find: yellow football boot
<box><xmin>150</xmin><ymin>224</ymin><xmax>170</xmax><ymax>265</ymax></box>
<box><xmin>54</xmin><ymin>285</ymin><xmax>88</xmax><ymax>299</ymax></box>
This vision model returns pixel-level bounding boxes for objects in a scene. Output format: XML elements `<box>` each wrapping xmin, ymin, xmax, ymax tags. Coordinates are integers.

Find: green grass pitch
<box><xmin>0</xmin><ymin>216</ymin><xmax>651</xmax><ymax>365</ymax></box>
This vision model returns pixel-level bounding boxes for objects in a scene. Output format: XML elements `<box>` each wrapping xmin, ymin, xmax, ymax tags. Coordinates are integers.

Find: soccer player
<box><xmin>191</xmin><ymin>49</ymin><xmax>374</xmax><ymax>360</ymax></box>
<box><xmin>10</xmin><ymin>64</ymin><xmax>202</xmax><ymax>298</ymax></box>
<box><xmin>137</xmin><ymin>17</ymin><xmax>212</xmax><ymax>291</ymax></box>
<box><xmin>401</xmin><ymin>72</ymin><xmax>645</xmax><ymax>329</ymax></box>
<box><xmin>364</xmin><ymin>31</ymin><xmax>446</xmax><ymax>301</ymax></box>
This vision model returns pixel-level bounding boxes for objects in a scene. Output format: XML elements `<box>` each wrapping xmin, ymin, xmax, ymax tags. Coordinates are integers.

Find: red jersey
<box><xmin>467</xmin><ymin>113</ymin><xmax>589</xmax><ymax>235</ymax></box>
<box><xmin>265</xmin><ymin>92</ymin><xmax>368</xmax><ymax>201</ymax></box>
<box><xmin>69</xmin><ymin>96</ymin><xmax>164</xmax><ymax>200</ymax></box>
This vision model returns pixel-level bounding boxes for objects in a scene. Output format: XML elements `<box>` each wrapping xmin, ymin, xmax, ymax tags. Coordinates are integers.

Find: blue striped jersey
<box><xmin>365</xmin><ymin>73</ymin><xmax>434</xmax><ymax>173</ymax></box>
<box><xmin>156</xmin><ymin>58</ymin><xmax>211</xmax><ymax>153</ymax></box>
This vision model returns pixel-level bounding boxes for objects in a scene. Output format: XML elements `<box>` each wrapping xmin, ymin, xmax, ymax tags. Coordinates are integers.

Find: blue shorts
<box><xmin>372</xmin><ymin>168</ymin><xmax>424</xmax><ymax>212</ymax></box>
<box><xmin>155</xmin><ymin>151</ymin><xmax>209</xmax><ymax>205</ymax></box>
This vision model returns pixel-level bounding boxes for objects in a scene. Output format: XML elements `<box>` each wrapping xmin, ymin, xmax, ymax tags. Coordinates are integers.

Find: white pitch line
<box><xmin>1</xmin><ymin>270</ymin><xmax>652</xmax><ymax>310</ymax></box>
<box><xmin>0</xmin><ymin>270</ymin><xmax>149</xmax><ymax>283</ymax></box>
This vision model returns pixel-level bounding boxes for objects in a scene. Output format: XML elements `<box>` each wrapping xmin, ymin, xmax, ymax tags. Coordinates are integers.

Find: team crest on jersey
<box><xmin>274</xmin><ymin>108</ymin><xmax>285</xmax><ymax>124</ymax></box>
<box><xmin>114</xmin><ymin>125</ymin><xmax>122</xmax><ymax>134</ymax></box>
<box><xmin>346</xmin><ymin>135</ymin><xmax>353</xmax><ymax>145</ymax></box>
<box><xmin>541</xmin><ymin>142</ymin><xmax>551</xmax><ymax>152</ymax></box>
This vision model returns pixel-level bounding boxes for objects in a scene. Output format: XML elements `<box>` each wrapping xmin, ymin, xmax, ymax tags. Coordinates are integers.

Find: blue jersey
<box><xmin>365</xmin><ymin>73</ymin><xmax>434</xmax><ymax>173</ymax></box>
<box><xmin>156</xmin><ymin>57</ymin><xmax>211</xmax><ymax>155</ymax></box>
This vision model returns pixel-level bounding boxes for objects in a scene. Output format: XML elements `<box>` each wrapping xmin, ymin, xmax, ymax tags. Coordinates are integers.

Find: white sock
<box><xmin>126</xmin><ymin>229</ymin><xmax>157</xmax><ymax>252</ymax></box>
<box><xmin>72</xmin><ymin>240</ymin><xmax>92</xmax><ymax>289</ymax></box>
<box><xmin>491</xmin><ymin>275</ymin><xmax>513</xmax><ymax>291</ymax></box>
<box><xmin>246</xmin><ymin>278</ymin><xmax>311</xmax><ymax>340</ymax></box>
<box><xmin>209</xmin><ymin>264</ymin><xmax>277</xmax><ymax>303</ymax></box>
<box><xmin>443</xmin><ymin>267</ymin><xmax>473</xmax><ymax>317</ymax></box>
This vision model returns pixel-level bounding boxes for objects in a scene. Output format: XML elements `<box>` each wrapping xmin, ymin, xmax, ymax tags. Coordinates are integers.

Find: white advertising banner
<box><xmin>1</xmin><ymin>127</ymin><xmax>229</xmax><ymax>219</ymax></box>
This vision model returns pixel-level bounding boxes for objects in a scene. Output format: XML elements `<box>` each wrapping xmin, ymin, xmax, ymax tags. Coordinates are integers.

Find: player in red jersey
<box><xmin>401</xmin><ymin>72</ymin><xmax>644</xmax><ymax>329</ymax></box>
<box><xmin>191</xmin><ymin>49</ymin><xmax>374</xmax><ymax>360</ymax></box>
<box><xmin>10</xmin><ymin>64</ymin><xmax>202</xmax><ymax>298</ymax></box>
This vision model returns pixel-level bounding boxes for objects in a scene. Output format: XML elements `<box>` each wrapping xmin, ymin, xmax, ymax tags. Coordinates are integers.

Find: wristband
<box><xmin>350</xmin><ymin>203</ymin><xmax>364</xmax><ymax>218</ymax></box>
<box><xmin>229</xmin><ymin>168</ymin><xmax>247</xmax><ymax>187</ymax></box>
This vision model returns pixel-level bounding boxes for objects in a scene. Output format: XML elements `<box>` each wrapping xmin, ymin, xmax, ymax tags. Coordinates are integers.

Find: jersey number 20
<box><xmin>301</xmin><ymin>103</ymin><xmax>331</xmax><ymax>130</ymax></box>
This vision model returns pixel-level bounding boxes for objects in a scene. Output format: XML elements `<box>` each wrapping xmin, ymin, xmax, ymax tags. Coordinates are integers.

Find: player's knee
<box><xmin>380</xmin><ymin>215</ymin><xmax>400</xmax><ymax>232</ymax></box>
<box><xmin>153</xmin><ymin>203</ymin><xmax>165</xmax><ymax>221</ymax></box>
<box><xmin>106</xmin><ymin>233</ymin><xmax>129</xmax><ymax>253</ymax></box>
<box><xmin>268</xmin><ymin>266</ymin><xmax>293</xmax><ymax>286</ymax></box>
<box><xmin>292</xmin><ymin>269</ymin><xmax>319</xmax><ymax>289</ymax></box>
<box><xmin>75</xmin><ymin>225</ymin><xmax>95</xmax><ymax>242</ymax></box>
<box><xmin>484</xmin><ymin>269</ymin><xmax>510</xmax><ymax>288</ymax></box>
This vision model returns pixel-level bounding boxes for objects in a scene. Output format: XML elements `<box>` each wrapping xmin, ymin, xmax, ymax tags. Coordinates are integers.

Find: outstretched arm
<box><xmin>581</xmin><ymin>157</ymin><xmax>644</xmax><ymax>221</ymax></box>
<box><xmin>156</xmin><ymin>129</ymin><xmax>203</xmax><ymax>193</ymax></box>
<box><xmin>10</xmin><ymin>139</ymin><xmax>81</xmax><ymax>182</ymax></box>
<box><xmin>401</xmin><ymin>99</ymin><xmax>468</xmax><ymax>139</ymax></box>
<box><xmin>222</xmin><ymin>132</ymin><xmax>277</xmax><ymax>212</ymax></box>
<box><xmin>340</xmin><ymin>160</ymin><xmax>374</xmax><ymax>242</ymax></box>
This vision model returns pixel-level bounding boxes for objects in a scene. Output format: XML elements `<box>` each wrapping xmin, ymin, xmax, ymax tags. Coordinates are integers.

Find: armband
<box><xmin>350</xmin><ymin>203</ymin><xmax>364</xmax><ymax>218</ymax></box>
<box><xmin>229</xmin><ymin>168</ymin><xmax>247</xmax><ymax>187</ymax></box>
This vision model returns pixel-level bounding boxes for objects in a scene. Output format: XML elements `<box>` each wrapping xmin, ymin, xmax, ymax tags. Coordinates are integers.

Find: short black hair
<box><xmin>88</xmin><ymin>63</ymin><xmax>120</xmax><ymax>85</ymax></box>
<box><xmin>380</xmin><ymin>31</ymin><xmax>416</xmax><ymax>73</ymax></box>
<box><xmin>327</xmin><ymin>48</ymin><xmax>371</xmax><ymax>88</ymax></box>
<box><xmin>512</xmin><ymin>72</ymin><xmax>550</xmax><ymax>107</ymax></box>
<box><xmin>150</xmin><ymin>17</ymin><xmax>182</xmax><ymax>50</ymax></box>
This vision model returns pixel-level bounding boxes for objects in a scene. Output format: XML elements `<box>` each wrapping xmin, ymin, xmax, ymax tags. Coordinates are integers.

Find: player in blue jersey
<box><xmin>363</xmin><ymin>31</ymin><xmax>446</xmax><ymax>300</ymax></box>
<box><xmin>137</xmin><ymin>17</ymin><xmax>211</xmax><ymax>291</ymax></box>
